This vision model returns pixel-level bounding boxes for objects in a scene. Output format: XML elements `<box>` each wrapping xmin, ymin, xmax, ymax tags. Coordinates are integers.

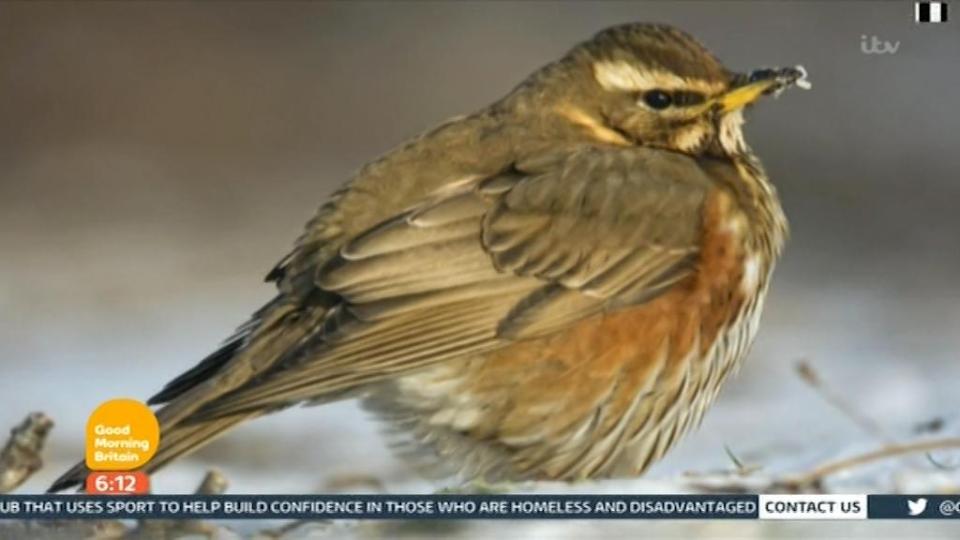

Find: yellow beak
<box><xmin>715</xmin><ymin>80</ymin><xmax>779</xmax><ymax>112</ymax></box>
<box><xmin>707</xmin><ymin>66</ymin><xmax>810</xmax><ymax>113</ymax></box>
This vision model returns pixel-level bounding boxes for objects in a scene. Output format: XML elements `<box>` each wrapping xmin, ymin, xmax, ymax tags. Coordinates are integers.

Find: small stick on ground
<box><xmin>795</xmin><ymin>359</ymin><xmax>892</xmax><ymax>443</ymax></box>
<box><xmin>132</xmin><ymin>469</ymin><xmax>230</xmax><ymax>539</ymax></box>
<box><xmin>0</xmin><ymin>412</ymin><xmax>54</xmax><ymax>494</ymax></box>
<box><xmin>195</xmin><ymin>469</ymin><xmax>229</xmax><ymax>495</ymax></box>
<box><xmin>722</xmin><ymin>444</ymin><xmax>762</xmax><ymax>476</ymax></box>
<box><xmin>774</xmin><ymin>437</ymin><xmax>960</xmax><ymax>492</ymax></box>
<box><xmin>0</xmin><ymin>413</ymin><xmax>130</xmax><ymax>539</ymax></box>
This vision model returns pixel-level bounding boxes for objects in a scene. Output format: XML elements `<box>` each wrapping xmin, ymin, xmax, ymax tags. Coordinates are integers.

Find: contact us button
<box><xmin>759</xmin><ymin>494</ymin><xmax>867</xmax><ymax>520</ymax></box>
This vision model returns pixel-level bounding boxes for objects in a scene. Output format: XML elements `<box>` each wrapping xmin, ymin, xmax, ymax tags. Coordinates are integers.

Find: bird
<box><xmin>51</xmin><ymin>22</ymin><xmax>808</xmax><ymax>491</ymax></box>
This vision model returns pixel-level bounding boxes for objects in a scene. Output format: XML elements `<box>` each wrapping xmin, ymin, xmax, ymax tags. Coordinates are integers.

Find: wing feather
<box><xmin>193</xmin><ymin>146</ymin><xmax>715</xmax><ymax>420</ymax></box>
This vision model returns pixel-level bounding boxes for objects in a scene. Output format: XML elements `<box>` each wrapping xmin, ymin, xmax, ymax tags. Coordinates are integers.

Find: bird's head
<box><xmin>534</xmin><ymin>23</ymin><xmax>809</xmax><ymax>157</ymax></box>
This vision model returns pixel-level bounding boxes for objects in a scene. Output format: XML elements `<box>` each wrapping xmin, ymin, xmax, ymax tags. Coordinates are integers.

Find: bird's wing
<box><xmin>192</xmin><ymin>145</ymin><xmax>715</xmax><ymax>420</ymax></box>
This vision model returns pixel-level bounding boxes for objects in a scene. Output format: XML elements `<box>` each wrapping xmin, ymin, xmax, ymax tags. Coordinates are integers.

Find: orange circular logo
<box><xmin>85</xmin><ymin>398</ymin><xmax>159</xmax><ymax>471</ymax></box>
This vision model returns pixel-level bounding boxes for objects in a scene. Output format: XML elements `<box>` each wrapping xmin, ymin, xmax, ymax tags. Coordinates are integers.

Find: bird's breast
<box><xmin>372</xmin><ymin>187</ymin><xmax>774</xmax><ymax>481</ymax></box>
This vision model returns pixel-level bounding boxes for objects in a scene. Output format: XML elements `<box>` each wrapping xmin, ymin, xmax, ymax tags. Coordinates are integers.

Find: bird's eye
<box><xmin>642</xmin><ymin>90</ymin><xmax>673</xmax><ymax>110</ymax></box>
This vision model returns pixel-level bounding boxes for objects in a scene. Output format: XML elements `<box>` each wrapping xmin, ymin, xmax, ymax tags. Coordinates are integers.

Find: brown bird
<box><xmin>52</xmin><ymin>23</ymin><xmax>808</xmax><ymax>491</ymax></box>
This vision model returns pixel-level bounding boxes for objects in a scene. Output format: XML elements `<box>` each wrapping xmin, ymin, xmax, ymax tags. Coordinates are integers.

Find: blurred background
<box><xmin>1</xmin><ymin>1</ymin><xmax>959</xmax><ymax>538</ymax></box>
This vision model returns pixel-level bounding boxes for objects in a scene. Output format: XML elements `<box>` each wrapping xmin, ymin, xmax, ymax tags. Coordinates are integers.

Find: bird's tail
<box><xmin>48</xmin><ymin>295</ymin><xmax>329</xmax><ymax>493</ymax></box>
<box><xmin>47</xmin><ymin>412</ymin><xmax>258</xmax><ymax>493</ymax></box>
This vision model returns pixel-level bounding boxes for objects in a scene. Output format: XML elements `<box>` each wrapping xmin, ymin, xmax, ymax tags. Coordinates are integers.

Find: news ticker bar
<box><xmin>1</xmin><ymin>494</ymin><xmax>960</xmax><ymax>520</ymax></box>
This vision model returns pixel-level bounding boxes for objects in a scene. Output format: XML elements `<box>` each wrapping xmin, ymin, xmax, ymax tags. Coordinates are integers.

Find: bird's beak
<box><xmin>711</xmin><ymin>66</ymin><xmax>811</xmax><ymax>113</ymax></box>
<box><xmin>715</xmin><ymin>79</ymin><xmax>779</xmax><ymax>112</ymax></box>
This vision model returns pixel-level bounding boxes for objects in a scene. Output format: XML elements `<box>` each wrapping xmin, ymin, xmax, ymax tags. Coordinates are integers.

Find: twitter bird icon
<box><xmin>908</xmin><ymin>498</ymin><xmax>928</xmax><ymax>516</ymax></box>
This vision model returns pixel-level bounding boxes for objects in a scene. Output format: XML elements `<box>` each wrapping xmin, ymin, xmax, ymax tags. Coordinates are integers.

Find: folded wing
<box><xmin>193</xmin><ymin>146</ymin><xmax>714</xmax><ymax>420</ymax></box>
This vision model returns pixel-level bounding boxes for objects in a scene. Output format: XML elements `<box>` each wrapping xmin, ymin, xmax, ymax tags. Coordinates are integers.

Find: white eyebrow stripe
<box><xmin>592</xmin><ymin>60</ymin><xmax>726</xmax><ymax>95</ymax></box>
<box><xmin>594</xmin><ymin>60</ymin><xmax>686</xmax><ymax>90</ymax></box>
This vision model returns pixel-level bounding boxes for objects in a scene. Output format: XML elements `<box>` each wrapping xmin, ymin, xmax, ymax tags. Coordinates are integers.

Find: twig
<box><xmin>926</xmin><ymin>452</ymin><xmax>960</xmax><ymax>471</ymax></box>
<box><xmin>795</xmin><ymin>360</ymin><xmax>891</xmax><ymax>443</ymax></box>
<box><xmin>195</xmin><ymin>469</ymin><xmax>229</xmax><ymax>495</ymax></box>
<box><xmin>722</xmin><ymin>444</ymin><xmax>762</xmax><ymax>476</ymax></box>
<box><xmin>0</xmin><ymin>412</ymin><xmax>54</xmax><ymax>494</ymax></box>
<box><xmin>132</xmin><ymin>469</ymin><xmax>230</xmax><ymax>539</ymax></box>
<box><xmin>774</xmin><ymin>437</ymin><xmax>960</xmax><ymax>491</ymax></box>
